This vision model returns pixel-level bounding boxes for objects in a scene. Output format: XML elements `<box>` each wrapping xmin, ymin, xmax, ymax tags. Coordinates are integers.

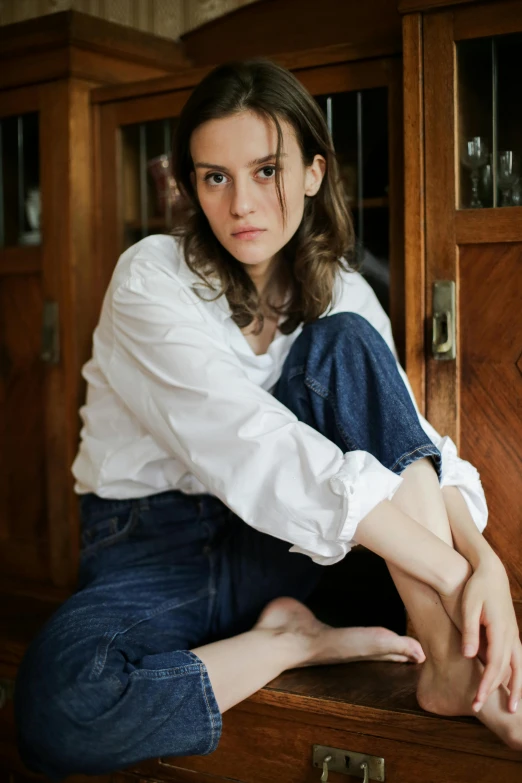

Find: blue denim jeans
<box><xmin>14</xmin><ymin>313</ymin><xmax>441</xmax><ymax>779</ymax></box>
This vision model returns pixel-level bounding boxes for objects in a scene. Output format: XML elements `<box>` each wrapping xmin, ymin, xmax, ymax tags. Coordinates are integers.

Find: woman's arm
<box><xmin>442</xmin><ymin>485</ymin><xmax>498</xmax><ymax>568</ymax></box>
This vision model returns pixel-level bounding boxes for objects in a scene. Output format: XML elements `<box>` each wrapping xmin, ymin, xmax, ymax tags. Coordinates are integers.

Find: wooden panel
<box><xmin>91</xmin><ymin>67</ymin><xmax>213</xmax><ymax>106</ymax></box>
<box><xmin>135</xmin><ymin>701</ymin><xmax>522</xmax><ymax>782</ymax></box>
<box><xmin>402</xmin><ymin>13</ymin><xmax>426</xmax><ymax>410</ymax></box>
<box><xmin>387</xmin><ymin>59</ymin><xmax>406</xmax><ymax>368</ymax></box>
<box><xmin>0</xmin><ymin>86</ymin><xmax>39</xmax><ymax>118</ymax></box>
<box><xmin>0</xmin><ymin>247</ymin><xmax>41</xmax><ymax>276</ymax></box>
<box><xmin>39</xmin><ymin>78</ymin><xmax>100</xmax><ymax>590</ymax></box>
<box><xmin>399</xmin><ymin>0</ymin><xmax>475</xmax><ymax>11</ymax></box>
<box><xmin>0</xmin><ymin>10</ymin><xmax>188</xmax><ymax>70</ymax></box>
<box><xmin>91</xmin><ymin>46</ymin><xmax>395</xmax><ymax>107</ymax></box>
<box><xmin>454</xmin><ymin>0</ymin><xmax>522</xmax><ymax>41</ymax></box>
<box><xmin>98</xmin><ymin>103</ymin><xmax>122</xmax><ymax>300</ymax></box>
<box><xmin>110</xmin><ymin>90</ymin><xmax>192</xmax><ymax>127</ymax></box>
<box><xmin>181</xmin><ymin>0</ymin><xmax>402</xmax><ymax>67</ymax></box>
<box><xmin>0</xmin><ymin>273</ymin><xmax>48</xmax><ymax>582</ymax></box>
<box><xmin>459</xmin><ymin>243</ymin><xmax>522</xmax><ymax>602</ymax></box>
<box><xmin>295</xmin><ymin>59</ymin><xmax>393</xmax><ymax>96</ymax></box>
<box><xmin>424</xmin><ymin>11</ymin><xmax>459</xmax><ymax>443</ymax></box>
<box><xmin>456</xmin><ymin>208</ymin><xmax>522</xmax><ymax>244</ymax></box>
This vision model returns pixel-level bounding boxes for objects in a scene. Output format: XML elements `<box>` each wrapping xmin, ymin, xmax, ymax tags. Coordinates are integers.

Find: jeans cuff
<box><xmin>184</xmin><ymin>650</ymin><xmax>222</xmax><ymax>754</ymax></box>
<box><xmin>389</xmin><ymin>443</ymin><xmax>443</xmax><ymax>481</ymax></box>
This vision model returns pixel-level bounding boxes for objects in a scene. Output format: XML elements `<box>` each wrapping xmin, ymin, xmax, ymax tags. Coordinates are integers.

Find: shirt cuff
<box><xmin>289</xmin><ymin>450</ymin><xmax>403</xmax><ymax>566</ymax></box>
<box><xmin>437</xmin><ymin>435</ymin><xmax>488</xmax><ymax>533</ymax></box>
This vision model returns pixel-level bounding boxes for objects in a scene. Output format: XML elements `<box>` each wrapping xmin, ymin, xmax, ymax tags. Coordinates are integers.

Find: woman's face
<box><xmin>190</xmin><ymin>110</ymin><xmax>325</xmax><ymax>284</ymax></box>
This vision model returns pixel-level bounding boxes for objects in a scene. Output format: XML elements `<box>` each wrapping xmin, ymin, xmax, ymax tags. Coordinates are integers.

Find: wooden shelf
<box><xmin>0</xmin><ymin>245</ymin><xmax>41</xmax><ymax>275</ymax></box>
<box><xmin>456</xmin><ymin>206</ymin><xmax>522</xmax><ymax>244</ymax></box>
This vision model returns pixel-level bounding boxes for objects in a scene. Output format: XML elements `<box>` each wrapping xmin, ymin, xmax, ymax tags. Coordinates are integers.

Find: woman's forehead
<box><xmin>190</xmin><ymin>111</ymin><xmax>298</xmax><ymax>164</ymax></box>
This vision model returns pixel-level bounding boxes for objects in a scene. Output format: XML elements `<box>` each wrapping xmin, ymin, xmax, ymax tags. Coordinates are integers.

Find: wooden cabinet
<box><xmin>402</xmin><ymin>0</ymin><xmax>522</xmax><ymax>627</ymax></box>
<box><xmin>0</xmin><ymin>11</ymin><xmax>187</xmax><ymax>601</ymax></box>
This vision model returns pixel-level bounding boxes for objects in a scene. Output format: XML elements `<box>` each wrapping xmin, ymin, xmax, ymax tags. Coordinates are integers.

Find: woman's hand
<box><xmin>460</xmin><ymin>555</ymin><xmax>522</xmax><ymax>714</ymax></box>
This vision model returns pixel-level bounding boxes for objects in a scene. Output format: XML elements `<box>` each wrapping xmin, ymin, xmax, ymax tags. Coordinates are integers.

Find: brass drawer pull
<box><xmin>321</xmin><ymin>754</ymin><xmax>332</xmax><ymax>782</ymax></box>
<box><xmin>313</xmin><ymin>744</ymin><xmax>384</xmax><ymax>781</ymax></box>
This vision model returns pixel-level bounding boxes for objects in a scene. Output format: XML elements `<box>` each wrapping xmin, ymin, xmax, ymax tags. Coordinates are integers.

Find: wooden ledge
<box><xmin>248</xmin><ymin>662</ymin><xmax>521</xmax><ymax>763</ymax></box>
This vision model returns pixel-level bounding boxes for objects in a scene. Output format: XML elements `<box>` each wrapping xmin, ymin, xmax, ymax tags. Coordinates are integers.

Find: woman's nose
<box><xmin>230</xmin><ymin>177</ymin><xmax>255</xmax><ymax>217</ymax></box>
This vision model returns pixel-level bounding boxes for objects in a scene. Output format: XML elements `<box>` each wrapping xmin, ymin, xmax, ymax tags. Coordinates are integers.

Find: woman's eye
<box><xmin>258</xmin><ymin>166</ymin><xmax>276</xmax><ymax>179</ymax></box>
<box><xmin>204</xmin><ymin>172</ymin><xmax>227</xmax><ymax>186</ymax></box>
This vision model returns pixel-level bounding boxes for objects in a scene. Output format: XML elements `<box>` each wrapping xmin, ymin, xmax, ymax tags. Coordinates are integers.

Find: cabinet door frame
<box><xmin>423</xmin><ymin>5</ymin><xmax>522</xmax><ymax>439</ymax></box>
<box><xmin>404</xmin><ymin>2</ymin><xmax>522</xmax><ymax>622</ymax></box>
<box><xmin>0</xmin><ymin>79</ymin><xmax>96</xmax><ymax>598</ymax></box>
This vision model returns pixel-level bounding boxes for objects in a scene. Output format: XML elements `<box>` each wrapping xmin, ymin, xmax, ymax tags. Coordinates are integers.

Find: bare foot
<box><xmin>255</xmin><ymin>596</ymin><xmax>425</xmax><ymax>667</ymax></box>
<box><xmin>417</xmin><ymin>652</ymin><xmax>522</xmax><ymax>751</ymax></box>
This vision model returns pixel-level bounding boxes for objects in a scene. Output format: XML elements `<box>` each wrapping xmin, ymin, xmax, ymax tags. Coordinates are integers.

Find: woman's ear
<box><xmin>304</xmin><ymin>154</ymin><xmax>326</xmax><ymax>197</ymax></box>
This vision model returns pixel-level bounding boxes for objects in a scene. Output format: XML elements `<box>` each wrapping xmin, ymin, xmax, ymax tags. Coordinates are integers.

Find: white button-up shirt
<box><xmin>72</xmin><ymin>235</ymin><xmax>487</xmax><ymax>565</ymax></box>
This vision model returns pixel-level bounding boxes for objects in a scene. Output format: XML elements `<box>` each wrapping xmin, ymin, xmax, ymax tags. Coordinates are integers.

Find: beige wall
<box><xmin>0</xmin><ymin>0</ymin><xmax>259</xmax><ymax>38</ymax></box>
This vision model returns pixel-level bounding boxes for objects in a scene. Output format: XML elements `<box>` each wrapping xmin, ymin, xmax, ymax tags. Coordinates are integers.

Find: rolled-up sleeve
<box><xmin>105</xmin><ymin>272</ymin><xmax>403</xmax><ymax>565</ymax></box>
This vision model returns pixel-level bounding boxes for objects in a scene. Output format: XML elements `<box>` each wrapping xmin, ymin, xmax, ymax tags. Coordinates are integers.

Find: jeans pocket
<box><xmin>81</xmin><ymin>504</ymin><xmax>139</xmax><ymax>557</ymax></box>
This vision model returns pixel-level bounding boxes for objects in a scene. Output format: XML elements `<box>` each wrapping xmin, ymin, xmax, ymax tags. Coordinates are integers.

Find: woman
<box><xmin>15</xmin><ymin>58</ymin><xmax>522</xmax><ymax>778</ymax></box>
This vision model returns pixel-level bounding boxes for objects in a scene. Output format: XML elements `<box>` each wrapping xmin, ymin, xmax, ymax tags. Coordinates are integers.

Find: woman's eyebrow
<box><xmin>194</xmin><ymin>153</ymin><xmax>288</xmax><ymax>173</ymax></box>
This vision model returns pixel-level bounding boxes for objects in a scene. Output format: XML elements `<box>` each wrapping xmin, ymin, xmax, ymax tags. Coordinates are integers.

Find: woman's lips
<box><xmin>232</xmin><ymin>229</ymin><xmax>266</xmax><ymax>240</ymax></box>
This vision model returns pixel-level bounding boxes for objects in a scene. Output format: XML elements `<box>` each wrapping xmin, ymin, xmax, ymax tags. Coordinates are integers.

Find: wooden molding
<box><xmin>181</xmin><ymin>0</ymin><xmax>402</xmax><ymax>66</ymax></box>
<box><xmin>0</xmin><ymin>10</ymin><xmax>190</xmax><ymax>90</ymax></box>
<box><xmin>402</xmin><ymin>13</ymin><xmax>426</xmax><ymax>411</ymax></box>
<box><xmin>456</xmin><ymin>208</ymin><xmax>522</xmax><ymax>244</ymax></box>
<box><xmin>399</xmin><ymin>0</ymin><xmax>477</xmax><ymax>13</ymax></box>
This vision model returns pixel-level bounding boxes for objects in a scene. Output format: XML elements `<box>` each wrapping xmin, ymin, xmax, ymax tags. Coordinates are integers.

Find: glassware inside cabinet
<box><xmin>0</xmin><ymin>112</ymin><xmax>40</xmax><ymax>248</ymax></box>
<box><xmin>458</xmin><ymin>33</ymin><xmax>522</xmax><ymax>209</ymax></box>
<box><xmin>121</xmin><ymin>117</ymin><xmax>179</xmax><ymax>249</ymax></box>
<box><xmin>315</xmin><ymin>87</ymin><xmax>390</xmax><ymax>313</ymax></box>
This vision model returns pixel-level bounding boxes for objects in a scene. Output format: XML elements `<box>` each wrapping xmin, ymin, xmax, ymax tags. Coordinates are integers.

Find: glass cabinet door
<box><xmin>121</xmin><ymin>117</ymin><xmax>179</xmax><ymax>249</ymax></box>
<box><xmin>0</xmin><ymin>111</ymin><xmax>40</xmax><ymax>247</ymax></box>
<box><xmin>458</xmin><ymin>32</ymin><xmax>522</xmax><ymax>209</ymax></box>
<box><xmin>315</xmin><ymin>87</ymin><xmax>390</xmax><ymax>313</ymax></box>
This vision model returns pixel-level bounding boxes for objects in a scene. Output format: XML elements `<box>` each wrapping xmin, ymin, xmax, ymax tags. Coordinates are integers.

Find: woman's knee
<box><xmin>302</xmin><ymin>312</ymin><xmax>390</xmax><ymax>359</ymax></box>
<box><xmin>15</xmin><ymin>637</ymin><xmax>221</xmax><ymax>777</ymax></box>
<box><xmin>14</xmin><ymin>637</ymin><xmax>118</xmax><ymax>777</ymax></box>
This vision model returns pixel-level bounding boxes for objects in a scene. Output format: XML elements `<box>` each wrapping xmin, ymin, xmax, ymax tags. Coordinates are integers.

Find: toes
<box><xmin>373</xmin><ymin>654</ymin><xmax>412</xmax><ymax>663</ymax></box>
<box><xmin>371</xmin><ymin>628</ymin><xmax>425</xmax><ymax>663</ymax></box>
<box><xmin>402</xmin><ymin>637</ymin><xmax>426</xmax><ymax>663</ymax></box>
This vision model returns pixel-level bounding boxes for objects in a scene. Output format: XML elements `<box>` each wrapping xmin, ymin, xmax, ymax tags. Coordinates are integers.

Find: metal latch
<box><xmin>313</xmin><ymin>744</ymin><xmax>385</xmax><ymax>781</ymax></box>
<box><xmin>432</xmin><ymin>280</ymin><xmax>456</xmax><ymax>360</ymax></box>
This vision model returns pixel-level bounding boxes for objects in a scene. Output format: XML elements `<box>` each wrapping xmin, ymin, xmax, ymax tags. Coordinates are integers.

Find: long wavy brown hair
<box><xmin>171</xmin><ymin>58</ymin><xmax>356</xmax><ymax>335</ymax></box>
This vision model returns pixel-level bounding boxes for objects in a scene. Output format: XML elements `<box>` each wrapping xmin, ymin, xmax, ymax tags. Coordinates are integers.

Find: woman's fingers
<box><xmin>508</xmin><ymin>642</ymin><xmax>522</xmax><ymax>714</ymax></box>
<box><xmin>462</xmin><ymin>600</ymin><xmax>481</xmax><ymax>658</ymax></box>
<box><xmin>473</xmin><ymin>625</ymin><xmax>506</xmax><ymax>711</ymax></box>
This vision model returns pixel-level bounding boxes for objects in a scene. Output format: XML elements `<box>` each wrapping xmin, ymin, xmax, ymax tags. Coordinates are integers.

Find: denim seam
<box><xmin>304</xmin><ymin>375</ymin><xmax>359</xmax><ymax>453</ymax></box>
<box><xmin>91</xmin><ymin>590</ymin><xmax>212</xmax><ymax>678</ymax></box>
<box><xmin>287</xmin><ymin>364</ymin><xmax>305</xmax><ymax>381</ymax></box>
<box><xmin>129</xmin><ymin>664</ymin><xmax>203</xmax><ymax>680</ymax></box>
<box><xmin>199</xmin><ymin>665</ymin><xmax>220</xmax><ymax>754</ymax></box>
<box><xmin>81</xmin><ymin>505</ymin><xmax>140</xmax><ymax>557</ymax></box>
<box><xmin>389</xmin><ymin>444</ymin><xmax>441</xmax><ymax>473</ymax></box>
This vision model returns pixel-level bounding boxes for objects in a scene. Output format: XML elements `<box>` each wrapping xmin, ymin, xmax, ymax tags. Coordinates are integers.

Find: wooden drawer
<box><xmin>133</xmin><ymin>702</ymin><xmax>522</xmax><ymax>783</ymax></box>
